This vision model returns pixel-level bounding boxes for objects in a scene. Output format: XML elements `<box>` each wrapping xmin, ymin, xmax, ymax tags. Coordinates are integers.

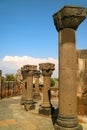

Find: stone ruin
<box><xmin>0</xmin><ymin>55</ymin><xmax>87</xmax><ymax>116</ymax></box>
<box><xmin>0</xmin><ymin>70</ymin><xmax>22</xmax><ymax>98</ymax></box>
<box><xmin>0</xmin><ymin>5</ymin><xmax>87</xmax><ymax>130</ymax></box>
<box><xmin>20</xmin><ymin>64</ymin><xmax>37</xmax><ymax>110</ymax></box>
<box><xmin>77</xmin><ymin>50</ymin><xmax>87</xmax><ymax>115</ymax></box>
<box><xmin>53</xmin><ymin>5</ymin><xmax>87</xmax><ymax>130</ymax></box>
<box><xmin>39</xmin><ymin>63</ymin><xmax>55</xmax><ymax>115</ymax></box>
<box><xmin>20</xmin><ymin>63</ymin><xmax>55</xmax><ymax>111</ymax></box>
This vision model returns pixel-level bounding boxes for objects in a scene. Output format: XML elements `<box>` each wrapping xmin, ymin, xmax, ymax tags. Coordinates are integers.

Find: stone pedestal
<box><xmin>53</xmin><ymin>5</ymin><xmax>87</xmax><ymax>130</ymax></box>
<box><xmin>0</xmin><ymin>70</ymin><xmax>2</xmax><ymax>99</ymax></box>
<box><xmin>39</xmin><ymin>63</ymin><xmax>55</xmax><ymax>115</ymax></box>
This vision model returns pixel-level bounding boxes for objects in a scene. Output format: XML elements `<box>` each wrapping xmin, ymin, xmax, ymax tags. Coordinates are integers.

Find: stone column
<box><xmin>33</xmin><ymin>70</ymin><xmax>41</xmax><ymax>100</ymax></box>
<box><xmin>20</xmin><ymin>66</ymin><xmax>27</xmax><ymax>105</ymax></box>
<box><xmin>26</xmin><ymin>65</ymin><xmax>37</xmax><ymax>102</ymax></box>
<box><xmin>0</xmin><ymin>70</ymin><xmax>2</xmax><ymax>99</ymax></box>
<box><xmin>53</xmin><ymin>6</ymin><xmax>87</xmax><ymax>130</ymax></box>
<box><xmin>22</xmin><ymin>65</ymin><xmax>37</xmax><ymax>110</ymax></box>
<box><xmin>39</xmin><ymin>63</ymin><xmax>55</xmax><ymax>115</ymax></box>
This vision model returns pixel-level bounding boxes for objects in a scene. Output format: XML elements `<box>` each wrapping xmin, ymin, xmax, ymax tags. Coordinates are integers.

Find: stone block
<box><xmin>39</xmin><ymin>107</ymin><xmax>51</xmax><ymax>116</ymax></box>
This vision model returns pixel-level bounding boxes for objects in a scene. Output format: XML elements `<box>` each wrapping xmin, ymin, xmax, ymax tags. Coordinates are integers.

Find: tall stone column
<box><xmin>39</xmin><ymin>63</ymin><xmax>55</xmax><ymax>115</ymax></box>
<box><xmin>0</xmin><ymin>70</ymin><xmax>2</xmax><ymax>99</ymax></box>
<box><xmin>22</xmin><ymin>65</ymin><xmax>37</xmax><ymax>110</ymax></box>
<box><xmin>53</xmin><ymin>6</ymin><xmax>87</xmax><ymax>130</ymax></box>
<box><xmin>33</xmin><ymin>70</ymin><xmax>41</xmax><ymax>100</ymax></box>
<box><xmin>20</xmin><ymin>66</ymin><xmax>28</xmax><ymax>105</ymax></box>
<box><xmin>26</xmin><ymin>65</ymin><xmax>37</xmax><ymax>102</ymax></box>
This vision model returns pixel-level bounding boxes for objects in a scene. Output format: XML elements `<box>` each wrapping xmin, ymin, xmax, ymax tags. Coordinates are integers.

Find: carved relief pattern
<box><xmin>42</xmin><ymin>69</ymin><xmax>53</xmax><ymax>76</ymax></box>
<box><xmin>53</xmin><ymin>6</ymin><xmax>87</xmax><ymax>31</ymax></box>
<box><xmin>21</xmin><ymin>65</ymin><xmax>37</xmax><ymax>79</ymax></box>
<box><xmin>39</xmin><ymin>63</ymin><xmax>55</xmax><ymax>76</ymax></box>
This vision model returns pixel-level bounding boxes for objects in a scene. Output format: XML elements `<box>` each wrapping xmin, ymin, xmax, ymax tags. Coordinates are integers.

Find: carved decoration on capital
<box><xmin>21</xmin><ymin>65</ymin><xmax>37</xmax><ymax>78</ymax></box>
<box><xmin>39</xmin><ymin>63</ymin><xmax>55</xmax><ymax>76</ymax></box>
<box><xmin>34</xmin><ymin>70</ymin><xmax>41</xmax><ymax>78</ymax></box>
<box><xmin>27</xmin><ymin>70</ymin><xmax>36</xmax><ymax>76</ymax></box>
<box><xmin>53</xmin><ymin>6</ymin><xmax>87</xmax><ymax>31</ymax></box>
<box><xmin>42</xmin><ymin>69</ymin><xmax>53</xmax><ymax>76</ymax></box>
<box><xmin>21</xmin><ymin>67</ymin><xmax>27</xmax><ymax>79</ymax></box>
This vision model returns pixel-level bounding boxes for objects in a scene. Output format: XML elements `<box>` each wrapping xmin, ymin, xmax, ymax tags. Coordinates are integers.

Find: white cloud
<box><xmin>0</xmin><ymin>55</ymin><xmax>58</xmax><ymax>78</ymax></box>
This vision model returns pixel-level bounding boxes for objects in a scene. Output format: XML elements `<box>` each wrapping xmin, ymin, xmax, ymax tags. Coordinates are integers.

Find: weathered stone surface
<box><xmin>33</xmin><ymin>70</ymin><xmax>41</xmax><ymax>100</ymax></box>
<box><xmin>21</xmin><ymin>65</ymin><xmax>37</xmax><ymax>78</ymax></box>
<box><xmin>76</xmin><ymin>50</ymin><xmax>87</xmax><ymax>115</ymax></box>
<box><xmin>53</xmin><ymin>5</ymin><xmax>87</xmax><ymax>130</ymax></box>
<box><xmin>78</xmin><ymin>50</ymin><xmax>87</xmax><ymax>59</ymax></box>
<box><xmin>39</xmin><ymin>63</ymin><xmax>55</xmax><ymax>70</ymax></box>
<box><xmin>59</xmin><ymin>28</ymin><xmax>77</xmax><ymax>117</ymax></box>
<box><xmin>39</xmin><ymin>63</ymin><xmax>55</xmax><ymax>115</ymax></box>
<box><xmin>54</xmin><ymin>123</ymin><xmax>83</xmax><ymax>130</ymax></box>
<box><xmin>53</xmin><ymin>6</ymin><xmax>87</xmax><ymax>31</ymax></box>
<box><xmin>21</xmin><ymin>65</ymin><xmax>37</xmax><ymax>109</ymax></box>
<box><xmin>1</xmin><ymin>81</ymin><xmax>20</xmax><ymax>98</ymax></box>
<box><xmin>39</xmin><ymin>107</ymin><xmax>51</xmax><ymax>116</ymax></box>
<box><xmin>39</xmin><ymin>63</ymin><xmax>55</xmax><ymax>76</ymax></box>
<box><xmin>34</xmin><ymin>70</ymin><xmax>41</xmax><ymax>78</ymax></box>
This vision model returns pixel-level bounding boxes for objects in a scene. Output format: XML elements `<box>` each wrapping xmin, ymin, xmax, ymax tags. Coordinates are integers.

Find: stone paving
<box><xmin>0</xmin><ymin>96</ymin><xmax>87</xmax><ymax>130</ymax></box>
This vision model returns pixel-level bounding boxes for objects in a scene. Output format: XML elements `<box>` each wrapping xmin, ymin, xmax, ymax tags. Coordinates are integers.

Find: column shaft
<box><xmin>43</xmin><ymin>76</ymin><xmax>50</xmax><ymax>107</ymax></box>
<box><xmin>22</xmin><ymin>79</ymin><xmax>27</xmax><ymax>98</ymax></box>
<box><xmin>52</xmin><ymin>5</ymin><xmax>87</xmax><ymax>130</ymax></box>
<box><xmin>27</xmin><ymin>76</ymin><xmax>33</xmax><ymax>100</ymax></box>
<box><xmin>59</xmin><ymin>28</ymin><xmax>77</xmax><ymax>116</ymax></box>
<box><xmin>35</xmin><ymin>77</ymin><xmax>39</xmax><ymax>93</ymax></box>
<box><xmin>39</xmin><ymin>63</ymin><xmax>55</xmax><ymax>115</ymax></box>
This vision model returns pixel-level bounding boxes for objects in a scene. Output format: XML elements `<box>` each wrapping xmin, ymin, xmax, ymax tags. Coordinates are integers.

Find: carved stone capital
<box><xmin>39</xmin><ymin>63</ymin><xmax>55</xmax><ymax>70</ymax></box>
<box><xmin>42</xmin><ymin>69</ymin><xmax>53</xmax><ymax>76</ymax></box>
<box><xmin>23</xmin><ymin>65</ymin><xmax>37</xmax><ymax>71</ymax></box>
<box><xmin>21</xmin><ymin>67</ymin><xmax>27</xmax><ymax>79</ymax></box>
<box><xmin>39</xmin><ymin>63</ymin><xmax>55</xmax><ymax>76</ymax></box>
<box><xmin>34</xmin><ymin>70</ymin><xmax>41</xmax><ymax>78</ymax></box>
<box><xmin>53</xmin><ymin>6</ymin><xmax>87</xmax><ymax>31</ymax></box>
<box><xmin>21</xmin><ymin>65</ymin><xmax>37</xmax><ymax>78</ymax></box>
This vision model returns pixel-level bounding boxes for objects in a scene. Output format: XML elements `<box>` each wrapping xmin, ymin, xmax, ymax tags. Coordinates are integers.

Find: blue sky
<box><xmin>0</xmin><ymin>0</ymin><xmax>87</xmax><ymax>77</ymax></box>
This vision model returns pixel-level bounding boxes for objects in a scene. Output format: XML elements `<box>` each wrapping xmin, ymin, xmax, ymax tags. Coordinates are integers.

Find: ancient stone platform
<box><xmin>0</xmin><ymin>96</ymin><xmax>87</xmax><ymax>130</ymax></box>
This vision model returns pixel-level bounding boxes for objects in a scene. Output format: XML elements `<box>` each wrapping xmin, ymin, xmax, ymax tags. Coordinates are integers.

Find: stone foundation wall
<box><xmin>0</xmin><ymin>81</ymin><xmax>21</xmax><ymax>98</ymax></box>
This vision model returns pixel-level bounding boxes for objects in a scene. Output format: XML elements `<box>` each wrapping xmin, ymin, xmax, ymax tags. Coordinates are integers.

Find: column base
<box><xmin>24</xmin><ymin>103</ymin><xmax>35</xmax><ymax>111</ymax></box>
<box><xmin>20</xmin><ymin>96</ymin><xmax>27</xmax><ymax>105</ymax></box>
<box><xmin>39</xmin><ymin>106</ymin><xmax>51</xmax><ymax>116</ymax></box>
<box><xmin>20</xmin><ymin>96</ymin><xmax>36</xmax><ymax>111</ymax></box>
<box><xmin>54</xmin><ymin>114</ymin><xmax>83</xmax><ymax>130</ymax></box>
<box><xmin>54</xmin><ymin>124</ymin><xmax>83</xmax><ymax>130</ymax></box>
<box><xmin>33</xmin><ymin>92</ymin><xmax>41</xmax><ymax>101</ymax></box>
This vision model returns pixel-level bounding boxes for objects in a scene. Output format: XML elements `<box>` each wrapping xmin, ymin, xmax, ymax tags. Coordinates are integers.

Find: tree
<box><xmin>4</xmin><ymin>73</ymin><xmax>16</xmax><ymax>81</ymax></box>
<box><xmin>50</xmin><ymin>78</ymin><xmax>55</xmax><ymax>87</ymax></box>
<box><xmin>1</xmin><ymin>76</ymin><xmax>6</xmax><ymax>82</ymax></box>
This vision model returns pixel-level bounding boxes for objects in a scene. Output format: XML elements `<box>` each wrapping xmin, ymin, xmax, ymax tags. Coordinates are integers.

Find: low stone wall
<box><xmin>0</xmin><ymin>81</ymin><xmax>22</xmax><ymax>98</ymax></box>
